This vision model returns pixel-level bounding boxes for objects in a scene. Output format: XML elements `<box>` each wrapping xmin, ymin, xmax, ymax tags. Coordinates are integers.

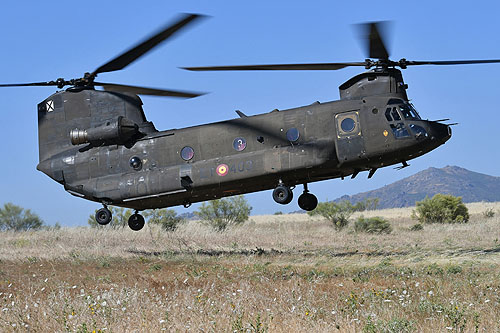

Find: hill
<box><xmin>334</xmin><ymin>165</ymin><xmax>500</xmax><ymax>209</ymax></box>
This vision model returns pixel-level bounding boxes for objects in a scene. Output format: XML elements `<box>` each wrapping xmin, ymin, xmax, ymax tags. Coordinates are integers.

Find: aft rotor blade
<box><xmin>183</xmin><ymin>62</ymin><xmax>367</xmax><ymax>71</ymax></box>
<box><xmin>402</xmin><ymin>59</ymin><xmax>500</xmax><ymax>66</ymax></box>
<box><xmin>0</xmin><ymin>81</ymin><xmax>60</xmax><ymax>87</ymax></box>
<box><xmin>92</xmin><ymin>13</ymin><xmax>204</xmax><ymax>76</ymax></box>
<box><xmin>95</xmin><ymin>82</ymin><xmax>204</xmax><ymax>98</ymax></box>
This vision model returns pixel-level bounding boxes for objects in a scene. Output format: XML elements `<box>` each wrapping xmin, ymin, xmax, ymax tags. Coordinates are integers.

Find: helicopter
<box><xmin>1</xmin><ymin>14</ymin><xmax>499</xmax><ymax>231</ymax></box>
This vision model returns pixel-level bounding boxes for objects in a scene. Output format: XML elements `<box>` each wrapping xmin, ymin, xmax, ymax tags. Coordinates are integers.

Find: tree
<box><xmin>195</xmin><ymin>195</ymin><xmax>252</xmax><ymax>232</ymax></box>
<box><xmin>308</xmin><ymin>200</ymin><xmax>355</xmax><ymax>230</ymax></box>
<box><xmin>353</xmin><ymin>198</ymin><xmax>380</xmax><ymax>212</ymax></box>
<box><xmin>0</xmin><ymin>203</ymin><xmax>44</xmax><ymax>231</ymax></box>
<box><xmin>143</xmin><ymin>209</ymin><xmax>184</xmax><ymax>231</ymax></box>
<box><xmin>88</xmin><ymin>206</ymin><xmax>132</xmax><ymax>229</ymax></box>
<box><xmin>412</xmin><ymin>194</ymin><xmax>469</xmax><ymax>224</ymax></box>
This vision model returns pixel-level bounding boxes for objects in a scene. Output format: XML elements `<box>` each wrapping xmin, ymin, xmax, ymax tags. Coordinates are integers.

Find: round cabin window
<box><xmin>233</xmin><ymin>137</ymin><xmax>247</xmax><ymax>151</ymax></box>
<box><xmin>129</xmin><ymin>156</ymin><xmax>142</xmax><ymax>170</ymax></box>
<box><xmin>286</xmin><ymin>128</ymin><xmax>300</xmax><ymax>142</ymax></box>
<box><xmin>340</xmin><ymin>118</ymin><xmax>355</xmax><ymax>132</ymax></box>
<box><xmin>180</xmin><ymin>146</ymin><xmax>194</xmax><ymax>161</ymax></box>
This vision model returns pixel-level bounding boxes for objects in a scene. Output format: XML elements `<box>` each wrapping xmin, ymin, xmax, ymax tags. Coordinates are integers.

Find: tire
<box><xmin>298</xmin><ymin>193</ymin><xmax>318</xmax><ymax>211</ymax></box>
<box><xmin>95</xmin><ymin>208</ymin><xmax>112</xmax><ymax>225</ymax></box>
<box><xmin>128</xmin><ymin>214</ymin><xmax>145</xmax><ymax>231</ymax></box>
<box><xmin>273</xmin><ymin>185</ymin><xmax>293</xmax><ymax>205</ymax></box>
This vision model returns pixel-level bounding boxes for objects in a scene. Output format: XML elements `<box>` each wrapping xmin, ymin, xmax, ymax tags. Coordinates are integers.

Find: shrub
<box><xmin>354</xmin><ymin>216</ymin><xmax>392</xmax><ymax>234</ymax></box>
<box><xmin>143</xmin><ymin>209</ymin><xmax>184</xmax><ymax>231</ymax></box>
<box><xmin>195</xmin><ymin>195</ymin><xmax>252</xmax><ymax>232</ymax></box>
<box><xmin>88</xmin><ymin>207</ymin><xmax>132</xmax><ymax>229</ymax></box>
<box><xmin>0</xmin><ymin>203</ymin><xmax>44</xmax><ymax>231</ymax></box>
<box><xmin>308</xmin><ymin>200</ymin><xmax>354</xmax><ymax>230</ymax></box>
<box><xmin>412</xmin><ymin>194</ymin><xmax>469</xmax><ymax>224</ymax></box>
<box><xmin>482</xmin><ymin>208</ymin><xmax>495</xmax><ymax>218</ymax></box>
<box><xmin>410</xmin><ymin>223</ymin><xmax>423</xmax><ymax>231</ymax></box>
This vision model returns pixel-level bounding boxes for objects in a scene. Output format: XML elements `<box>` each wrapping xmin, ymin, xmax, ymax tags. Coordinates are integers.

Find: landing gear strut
<box><xmin>95</xmin><ymin>205</ymin><xmax>112</xmax><ymax>225</ymax></box>
<box><xmin>128</xmin><ymin>211</ymin><xmax>145</xmax><ymax>231</ymax></box>
<box><xmin>272</xmin><ymin>184</ymin><xmax>293</xmax><ymax>205</ymax></box>
<box><xmin>298</xmin><ymin>184</ymin><xmax>318</xmax><ymax>211</ymax></box>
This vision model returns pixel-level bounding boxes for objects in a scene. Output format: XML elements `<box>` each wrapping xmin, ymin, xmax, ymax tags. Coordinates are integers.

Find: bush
<box><xmin>482</xmin><ymin>208</ymin><xmax>495</xmax><ymax>218</ymax></box>
<box><xmin>412</xmin><ymin>194</ymin><xmax>469</xmax><ymax>224</ymax></box>
<box><xmin>308</xmin><ymin>200</ymin><xmax>354</xmax><ymax>230</ymax></box>
<box><xmin>354</xmin><ymin>216</ymin><xmax>392</xmax><ymax>234</ymax></box>
<box><xmin>88</xmin><ymin>207</ymin><xmax>132</xmax><ymax>229</ymax></box>
<box><xmin>0</xmin><ymin>203</ymin><xmax>44</xmax><ymax>231</ymax></box>
<box><xmin>143</xmin><ymin>209</ymin><xmax>184</xmax><ymax>231</ymax></box>
<box><xmin>195</xmin><ymin>195</ymin><xmax>252</xmax><ymax>232</ymax></box>
<box><xmin>410</xmin><ymin>223</ymin><xmax>423</xmax><ymax>231</ymax></box>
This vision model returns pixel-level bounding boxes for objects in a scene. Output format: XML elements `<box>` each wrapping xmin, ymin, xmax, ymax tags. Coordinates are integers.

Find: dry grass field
<box><xmin>0</xmin><ymin>202</ymin><xmax>499</xmax><ymax>332</ymax></box>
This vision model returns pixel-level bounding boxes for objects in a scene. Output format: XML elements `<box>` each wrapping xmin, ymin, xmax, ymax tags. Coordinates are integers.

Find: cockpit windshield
<box><xmin>387</xmin><ymin>99</ymin><xmax>421</xmax><ymax>120</ymax></box>
<box><xmin>399</xmin><ymin>103</ymin><xmax>421</xmax><ymax>120</ymax></box>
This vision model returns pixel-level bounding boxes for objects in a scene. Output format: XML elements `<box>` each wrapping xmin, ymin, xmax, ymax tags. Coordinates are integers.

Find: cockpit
<box><xmin>384</xmin><ymin>98</ymin><xmax>427</xmax><ymax>140</ymax></box>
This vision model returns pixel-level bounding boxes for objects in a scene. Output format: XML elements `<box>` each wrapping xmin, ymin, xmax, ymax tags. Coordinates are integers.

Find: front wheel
<box><xmin>298</xmin><ymin>193</ymin><xmax>318</xmax><ymax>211</ymax></box>
<box><xmin>128</xmin><ymin>213</ymin><xmax>145</xmax><ymax>231</ymax></box>
<box><xmin>272</xmin><ymin>185</ymin><xmax>293</xmax><ymax>205</ymax></box>
<box><xmin>95</xmin><ymin>207</ymin><xmax>112</xmax><ymax>225</ymax></box>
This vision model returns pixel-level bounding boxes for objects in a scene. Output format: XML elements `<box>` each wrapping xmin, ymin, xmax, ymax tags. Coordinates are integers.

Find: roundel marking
<box><xmin>216</xmin><ymin>164</ymin><xmax>229</xmax><ymax>176</ymax></box>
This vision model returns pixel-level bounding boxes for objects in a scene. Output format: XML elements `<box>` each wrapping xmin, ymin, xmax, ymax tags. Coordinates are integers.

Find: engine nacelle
<box><xmin>70</xmin><ymin>116</ymin><xmax>139</xmax><ymax>146</ymax></box>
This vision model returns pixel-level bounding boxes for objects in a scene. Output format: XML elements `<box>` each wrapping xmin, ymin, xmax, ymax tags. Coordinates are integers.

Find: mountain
<box><xmin>333</xmin><ymin>166</ymin><xmax>500</xmax><ymax>209</ymax></box>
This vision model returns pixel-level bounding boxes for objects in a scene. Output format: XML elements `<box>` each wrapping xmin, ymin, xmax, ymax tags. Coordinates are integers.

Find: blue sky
<box><xmin>0</xmin><ymin>1</ymin><xmax>498</xmax><ymax>226</ymax></box>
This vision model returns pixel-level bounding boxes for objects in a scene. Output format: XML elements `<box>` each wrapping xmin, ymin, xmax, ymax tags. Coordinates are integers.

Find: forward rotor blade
<box><xmin>92</xmin><ymin>13</ymin><xmax>204</xmax><ymax>76</ymax></box>
<box><xmin>183</xmin><ymin>62</ymin><xmax>367</xmax><ymax>71</ymax></box>
<box><xmin>402</xmin><ymin>59</ymin><xmax>500</xmax><ymax>66</ymax></box>
<box><xmin>356</xmin><ymin>22</ymin><xmax>390</xmax><ymax>60</ymax></box>
<box><xmin>95</xmin><ymin>82</ymin><xmax>204</xmax><ymax>98</ymax></box>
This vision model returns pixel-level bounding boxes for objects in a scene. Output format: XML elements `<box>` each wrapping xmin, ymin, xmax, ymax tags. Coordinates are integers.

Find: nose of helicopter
<box><xmin>429</xmin><ymin>122</ymin><xmax>452</xmax><ymax>144</ymax></box>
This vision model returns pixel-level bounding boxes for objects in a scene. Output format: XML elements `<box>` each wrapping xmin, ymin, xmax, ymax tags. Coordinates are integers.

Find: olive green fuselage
<box><xmin>36</xmin><ymin>69</ymin><xmax>451</xmax><ymax>210</ymax></box>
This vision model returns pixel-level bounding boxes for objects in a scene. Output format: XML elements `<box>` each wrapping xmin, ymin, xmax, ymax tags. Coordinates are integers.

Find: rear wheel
<box><xmin>128</xmin><ymin>213</ymin><xmax>145</xmax><ymax>231</ymax></box>
<box><xmin>273</xmin><ymin>185</ymin><xmax>293</xmax><ymax>205</ymax></box>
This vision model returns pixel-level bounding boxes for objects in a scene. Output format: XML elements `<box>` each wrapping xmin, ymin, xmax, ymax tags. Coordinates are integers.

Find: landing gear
<box><xmin>298</xmin><ymin>184</ymin><xmax>318</xmax><ymax>211</ymax></box>
<box><xmin>95</xmin><ymin>206</ymin><xmax>112</xmax><ymax>225</ymax></box>
<box><xmin>272</xmin><ymin>184</ymin><xmax>293</xmax><ymax>205</ymax></box>
<box><xmin>128</xmin><ymin>212</ymin><xmax>145</xmax><ymax>231</ymax></box>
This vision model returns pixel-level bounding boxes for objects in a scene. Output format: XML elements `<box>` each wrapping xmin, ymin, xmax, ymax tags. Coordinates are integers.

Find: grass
<box><xmin>0</xmin><ymin>202</ymin><xmax>499</xmax><ymax>331</ymax></box>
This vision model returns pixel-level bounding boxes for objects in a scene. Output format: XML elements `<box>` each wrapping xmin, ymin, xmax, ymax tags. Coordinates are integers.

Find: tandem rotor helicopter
<box><xmin>1</xmin><ymin>14</ymin><xmax>499</xmax><ymax>231</ymax></box>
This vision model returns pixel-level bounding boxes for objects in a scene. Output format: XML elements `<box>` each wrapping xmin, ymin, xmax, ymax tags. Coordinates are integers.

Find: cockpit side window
<box><xmin>391</xmin><ymin>107</ymin><xmax>401</xmax><ymax>121</ymax></box>
<box><xmin>390</xmin><ymin>123</ymin><xmax>410</xmax><ymax>139</ymax></box>
<box><xmin>385</xmin><ymin>108</ymin><xmax>392</xmax><ymax>121</ymax></box>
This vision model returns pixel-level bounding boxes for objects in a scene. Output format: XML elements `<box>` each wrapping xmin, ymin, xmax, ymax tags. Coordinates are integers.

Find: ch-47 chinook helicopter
<box><xmin>2</xmin><ymin>14</ymin><xmax>500</xmax><ymax>231</ymax></box>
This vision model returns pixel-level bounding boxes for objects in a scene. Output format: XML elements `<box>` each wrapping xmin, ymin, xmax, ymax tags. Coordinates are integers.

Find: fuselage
<box><xmin>36</xmin><ymin>69</ymin><xmax>451</xmax><ymax>210</ymax></box>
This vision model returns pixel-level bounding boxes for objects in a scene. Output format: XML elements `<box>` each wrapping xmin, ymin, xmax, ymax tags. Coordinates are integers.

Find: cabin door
<box><xmin>334</xmin><ymin>110</ymin><xmax>365</xmax><ymax>164</ymax></box>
